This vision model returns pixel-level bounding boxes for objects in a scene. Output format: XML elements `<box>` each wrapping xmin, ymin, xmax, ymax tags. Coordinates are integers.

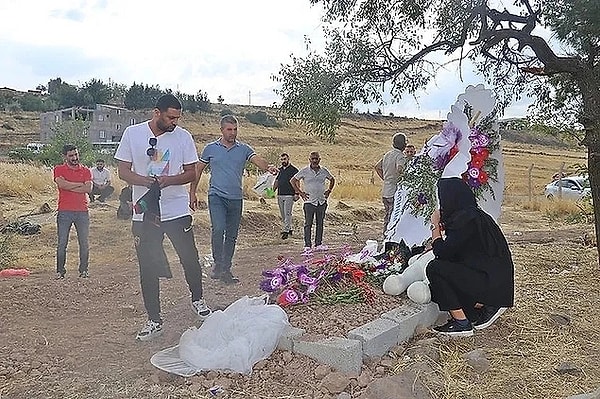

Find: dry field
<box><xmin>0</xmin><ymin>109</ymin><xmax>598</xmax><ymax>399</ymax></box>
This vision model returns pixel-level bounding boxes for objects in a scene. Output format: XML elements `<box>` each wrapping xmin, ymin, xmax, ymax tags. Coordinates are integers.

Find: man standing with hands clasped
<box><xmin>273</xmin><ymin>153</ymin><xmax>299</xmax><ymax>240</ymax></box>
<box><xmin>290</xmin><ymin>151</ymin><xmax>335</xmax><ymax>252</ymax></box>
<box><xmin>190</xmin><ymin>114</ymin><xmax>278</xmax><ymax>285</ymax></box>
<box><xmin>115</xmin><ymin>94</ymin><xmax>211</xmax><ymax>341</ymax></box>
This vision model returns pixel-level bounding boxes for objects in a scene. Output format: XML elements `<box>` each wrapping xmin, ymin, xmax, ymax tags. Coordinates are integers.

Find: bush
<box><xmin>245</xmin><ymin>111</ymin><xmax>281</xmax><ymax>128</ymax></box>
<box><xmin>220</xmin><ymin>108</ymin><xmax>234</xmax><ymax>117</ymax></box>
<box><xmin>0</xmin><ymin>233</ymin><xmax>16</xmax><ymax>271</ymax></box>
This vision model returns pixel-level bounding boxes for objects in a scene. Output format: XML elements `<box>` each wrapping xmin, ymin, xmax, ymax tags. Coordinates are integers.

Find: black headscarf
<box><xmin>437</xmin><ymin>178</ymin><xmax>510</xmax><ymax>258</ymax></box>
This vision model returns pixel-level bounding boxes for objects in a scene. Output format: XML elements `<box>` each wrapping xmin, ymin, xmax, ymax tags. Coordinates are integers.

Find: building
<box><xmin>40</xmin><ymin>104</ymin><xmax>148</xmax><ymax>143</ymax></box>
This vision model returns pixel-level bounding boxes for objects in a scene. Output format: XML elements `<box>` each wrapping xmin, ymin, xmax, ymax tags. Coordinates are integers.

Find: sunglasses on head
<box><xmin>147</xmin><ymin>137</ymin><xmax>157</xmax><ymax>157</ymax></box>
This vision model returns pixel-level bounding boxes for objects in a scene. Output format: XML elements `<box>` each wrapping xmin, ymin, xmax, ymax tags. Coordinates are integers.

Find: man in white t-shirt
<box><xmin>114</xmin><ymin>94</ymin><xmax>211</xmax><ymax>341</ymax></box>
<box><xmin>89</xmin><ymin>159</ymin><xmax>114</xmax><ymax>202</ymax></box>
<box><xmin>375</xmin><ymin>132</ymin><xmax>408</xmax><ymax>237</ymax></box>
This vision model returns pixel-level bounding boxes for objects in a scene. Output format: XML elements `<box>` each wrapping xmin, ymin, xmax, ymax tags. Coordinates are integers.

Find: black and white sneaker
<box><xmin>79</xmin><ymin>270</ymin><xmax>89</xmax><ymax>278</ymax></box>
<box><xmin>136</xmin><ymin>320</ymin><xmax>163</xmax><ymax>341</ymax></box>
<box><xmin>192</xmin><ymin>299</ymin><xmax>212</xmax><ymax>320</ymax></box>
<box><xmin>432</xmin><ymin>318</ymin><xmax>474</xmax><ymax>337</ymax></box>
<box><xmin>473</xmin><ymin>306</ymin><xmax>507</xmax><ymax>330</ymax></box>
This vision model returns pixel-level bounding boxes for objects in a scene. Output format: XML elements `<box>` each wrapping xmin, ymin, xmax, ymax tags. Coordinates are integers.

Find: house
<box><xmin>40</xmin><ymin>104</ymin><xmax>148</xmax><ymax>143</ymax></box>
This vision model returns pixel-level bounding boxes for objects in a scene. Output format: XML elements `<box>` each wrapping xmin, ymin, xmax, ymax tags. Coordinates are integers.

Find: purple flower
<box><xmin>260</xmin><ymin>275</ymin><xmax>284</xmax><ymax>293</ymax></box>
<box><xmin>298</xmin><ymin>273</ymin><xmax>317</xmax><ymax>286</ymax></box>
<box><xmin>477</xmin><ymin>133</ymin><xmax>490</xmax><ymax>147</ymax></box>
<box><xmin>467</xmin><ymin>177</ymin><xmax>482</xmax><ymax>188</ymax></box>
<box><xmin>417</xmin><ymin>192</ymin><xmax>428</xmax><ymax>205</ymax></box>
<box><xmin>468</xmin><ymin>167</ymin><xmax>480</xmax><ymax>179</ymax></box>
<box><xmin>281</xmin><ymin>289</ymin><xmax>299</xmax><ymax>304</ymax></box>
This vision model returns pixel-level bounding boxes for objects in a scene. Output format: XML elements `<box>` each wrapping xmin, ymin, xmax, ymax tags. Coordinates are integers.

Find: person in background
<box><xmin>290</xmin><ymin>151</ymin><xmax>335</xmax><ymax>252</ymax></box>
<box><xmin>89</xmin><ymin>159</ymin><xmax>114</xmax><ymax>202</ymax></box>
<box><xmin>273</xmin><ymin>153</ymin><xmax>299</xmax><ymax>239</ymax></box>
<box><xmin>374</xmin><ymin>132</ymin><xmax>408</xmax><ymax>237</ymax></box>
<box><xmin>404</xmin><ymin>144</ymin><xmax>416</xmax><ymax>160</ymax></box>
<box><xmin>190</xmin><ymin>114</ymin><xmax>278</xmax><ymax>284</ymax></box>
<box><xmin>54</xmin><ymin>144</ymin><xmax>92</xmax><ymax>279</ymax></box>
<box><xmin>115</xmin><ymin>94</ymin><xmax>211</xmax><ymax>341</ymax></box>
<box><xmin>428</xmin><ymin>177</ymin><xmax>514</xmax><ymax>337</ymax></box>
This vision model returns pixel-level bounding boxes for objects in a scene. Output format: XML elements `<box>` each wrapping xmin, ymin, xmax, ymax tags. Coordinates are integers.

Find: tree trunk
<box><xmin>579</xmin><ymin>76</ymin><xmax>600</xmax><ymax>264</ymax></box>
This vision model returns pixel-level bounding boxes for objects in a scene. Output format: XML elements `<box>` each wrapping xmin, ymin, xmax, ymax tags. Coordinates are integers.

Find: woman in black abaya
<box><xmin>427</xmin><ymin>177</ymin><xmax>514</xmax><ymax>336</ymax></box>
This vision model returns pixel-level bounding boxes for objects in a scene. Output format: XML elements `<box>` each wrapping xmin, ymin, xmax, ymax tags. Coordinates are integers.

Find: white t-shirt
<box><xmin>91</xmin><ymin>167</ymin><xmax>111</xmax><ymax>186</ymax></box>
<box><xmin>114</xmin><ymin>121</ymin><xmax>199</xmax><ymax>222</ymax></box>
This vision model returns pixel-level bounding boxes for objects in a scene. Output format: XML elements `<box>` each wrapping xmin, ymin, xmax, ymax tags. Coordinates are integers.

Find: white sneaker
<box><xmin>315</xmin><ymin>244</ymin><xmax>329</xmax><ymax>252</ymax></box>
<box><xmin>192</xmin><ymin>299</ymin><xmax>212</xmax><ymax>320</ymax></box>
<box><xmin>301</xmin><ymin>246</ymin><xmax>312</xmax><ymax>256</ymax></box>
<box><xmin>136</xmin><ymin>320</ymin><xmax>163</xmax><ymax>341</ymax></box>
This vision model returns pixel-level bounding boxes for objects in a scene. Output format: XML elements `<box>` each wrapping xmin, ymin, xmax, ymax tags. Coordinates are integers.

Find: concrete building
<box><xmin>40</xmin><ymin>104</ymin><xmax>147</xmax><ymax>143</ymax></box>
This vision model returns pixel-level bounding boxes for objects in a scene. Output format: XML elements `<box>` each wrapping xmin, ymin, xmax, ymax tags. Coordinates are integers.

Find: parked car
<box><xmin>544</xmin><ymin>176</ymin><xmax>591</xmax><ymax>201</ymax></box>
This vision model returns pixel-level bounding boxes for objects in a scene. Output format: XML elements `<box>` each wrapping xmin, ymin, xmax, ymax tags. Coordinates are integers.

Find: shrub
<box><xmin>245</xmin><ymin>111</ymin><xmax>281</xmax><ymax>128</ymax></box>
<box><xmin>0</xmin><ymin>233</ymin><xmax>16</xmax><ymax>271</ymax></box>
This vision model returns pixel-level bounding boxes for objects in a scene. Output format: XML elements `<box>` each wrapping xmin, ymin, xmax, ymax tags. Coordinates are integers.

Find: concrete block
<box><xmin>381</xmin><ymin>302</ymin><xmax>441</xmax><ymax>344</ymax></box>
<box><xmin>347</xmin><ymin>318</ymin><xmax>401</xmax><ymax>358</ymax></box>
<box><xmin>277</xmin><ymin>325</ymin><xmax>305</xmax><ymax>351</ymax></box>
<box><xmin>293</xmin><ymin>336</ymin><xmax>363</xmax><ymax>374</ymax></box>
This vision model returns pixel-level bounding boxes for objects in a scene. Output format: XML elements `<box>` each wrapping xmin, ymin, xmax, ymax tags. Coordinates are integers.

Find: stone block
<box><xmin>277</xmin><ymin>325</ymin><xmax>305</xmax><ymax>351</ymax></box>
<box><xmin>347</xmin><ymin>318</ymin><xmax>401</xmax><ymax>358</ymax></box>
<box><xmin>381</xmin><ymin>302</ymin><xmax>441</xmax><ymax>344</ymax></box>
<box><xmin>293</xmin><ymin>337</ymin><xmax>363</xmax><ymax>374</ymax></box>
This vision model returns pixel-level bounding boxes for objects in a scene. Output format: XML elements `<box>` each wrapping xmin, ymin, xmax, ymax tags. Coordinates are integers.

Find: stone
<box><xmin>463</xmin><ymin>349</ymin><xmax>490</xmax><ymax>374</ymax></box>
<box><xmin>320</xmin><ymin>372</ymin><xmax>351</xmax><ymax>394</ymax></box>
<box><xmin>362</xmin><ymin>372</ymin><xmax>433</xmax><ymax>399</ymax></box>
<box><xmin>556</xmin><ymin>362</ymin><xmax>581</xmax><ymax>374</ymax></box>
<box><xmin>337</xmin><ymin>393</ymin><xmax>352</xmax><ymax>399</ymax></box>
<box><xmin>357</xmin><ymin>369</ymin><xmax>373</xmax><ymax>387</ymax></box>
<box><xmin>315</xmin><ymin>364</ymin><xmax>331</xmax><ymax>380</ymax></box>
<box><xmin>566</xmin><ymin>386</ymin><xmax>600</xmax><ymax>399</ymax></box>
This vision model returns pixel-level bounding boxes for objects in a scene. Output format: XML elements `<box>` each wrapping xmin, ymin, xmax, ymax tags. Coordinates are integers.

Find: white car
<box><xmin>544</xmin><ymin>176</ymin><xmax>591</xmax><ymax>201</ymax></box>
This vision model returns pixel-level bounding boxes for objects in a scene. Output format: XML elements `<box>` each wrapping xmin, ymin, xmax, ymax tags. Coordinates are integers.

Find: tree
<box><xmin>80</xmin><ymin>78</ymin><xmax>112</xmax><ymax>107</ymax></box>
<box><xmin>217</xmin><ymin>95</ymin><xmax>225</xmax><ymax>104</ymax></box>
<box><xmin>38</xmin><ymin>120</ymin><xmax>95</xmax><ymax>166</ymax></box>
<box><xmin>275</xmin><ymin>0</ymin><xmax>600</xmax><ymax>261</ymax></box>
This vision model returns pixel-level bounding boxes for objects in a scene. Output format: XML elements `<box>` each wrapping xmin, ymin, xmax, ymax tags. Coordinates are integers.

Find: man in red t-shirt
<box><xmin>53</xmin><ymin>144</ymin><xmax>92</xmax><ymax>279</ymax></box>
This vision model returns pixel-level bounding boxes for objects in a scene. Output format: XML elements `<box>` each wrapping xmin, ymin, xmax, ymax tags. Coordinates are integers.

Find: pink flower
<box><xmin>468</xmin><ymin>167</ymin><xmax>480</xmax><ymax>179</ymax></box>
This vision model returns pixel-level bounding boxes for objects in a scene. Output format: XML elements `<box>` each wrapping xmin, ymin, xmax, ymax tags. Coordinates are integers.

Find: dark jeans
<box><xmin>208</xmin><ymin>194</ymin><xmax>242</xmax><ymax>273</ymax></box>
<box><xmin>303</xmin><ymin>202</ymin><xmax>327</xmax><ymax>247</ymax></box>
<box><xmin>56</xmin><ymin>211</ymin><xmax>89</xmax><ymax>274</ymax></box>
<box><xmin>89</xmin><ymin>184</ymin><xmax>114</xmax><ymax>201</ymax></box>
<box><xmin>132</xmin><ymin>215</ymin><xmax>203</xmax><ymax>323</ymax></box>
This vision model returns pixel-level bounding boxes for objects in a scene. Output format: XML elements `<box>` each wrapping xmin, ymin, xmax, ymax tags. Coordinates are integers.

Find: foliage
<box><xmin>37</xmin><ymin>120</ymin><xmax>96</xmax><ymax>166</ymax></box>
<box><xmin>245</xmin><ymin>110</ymin><xmax>281</xmax><ymax>127</ymax></box>
<box><xmin>7</xmin><ymin>147</ymin><xmax>36</xmax><ymax>162</ymax></box>
<box><xmin>124</xmin><ymin>82</ymin><xmax>166</xmax><ymax>110</ymax></box>
<box><xmin>176</xmin><ymin>90</ymin><xmax>211</xmax><ymax>113</ymax></box>
<box><xmin>220</xmin><ymin>108</ymin><xmax>234</xmax><ymax>117</ymax></box>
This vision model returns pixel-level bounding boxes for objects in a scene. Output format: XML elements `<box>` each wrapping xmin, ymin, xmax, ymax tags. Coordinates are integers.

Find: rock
<box><xmin>374</xmin><ymin>366</ymin><xmax>385</xmax><ymax>376</ymax></box>
<box><xmin>362</xmin><ymin>372</ymin><xmax>433</xmax><ymax>399</ymax></box>
<box><xmin>408</xmin><ymin>337</ymin><xmax>440</xmax><ymax>363</ymax></box>
<box><xmin>379</xmin><ymin>357</ymin><xmax>396</xmax><ymax>368</ymax></box>
<box><xmin>282</xmin><ymin>351</ymin><xmax>294</xmax><ymax>363</ymax></box>
<box><xmin>314</xmin><ymin>364</ymin><xmax>331</xmax><ymax>380</ymax></box>
<box><xmin>337</xmin><ymin>393</ymin><xmax>352</xmax><ymax>399</ymax></box>
<box><xmin>556</xmin><ymin>362</ymin><xmax>581</xmax><ymax>374</ymax></box>
<box><xmin>549</xmin><ymin>313</ymin><xmax>571</xmax><ymax>326</ymax></box>
<box><xmin>357</xmin><ymin>369</ymin><xmax>373</xmax><ymax>388</ymax></box>
<box><xmin>206</xmin><ymin>370</ymin><xmax>219</xmax><ymax>380</ymax></box>
<box><xmin>320</xmin><ymin>372</ymin><xmax>351</xmax><ymax>394</ymax></box>
<box><xmin>463</xmin><ymin>349</ymin><xmax>490</xmax><ymax>374</ymax></box>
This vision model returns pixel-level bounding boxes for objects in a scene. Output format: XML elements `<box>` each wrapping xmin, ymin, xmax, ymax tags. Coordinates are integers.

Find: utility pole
<box><xmin>248</xmin><ymin>90</ymin><xmax>252</xmax><ymax>105</ymax></box>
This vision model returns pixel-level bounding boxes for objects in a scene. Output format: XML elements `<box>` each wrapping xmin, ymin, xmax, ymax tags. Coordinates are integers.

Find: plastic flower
<box><xmin>417</xmin><ymin>192</ymin><xmax>428</xmax><ymax>205</ymax></box>
<box><xmin>260</xmin><ymin>275</ymin><xmax>284</xmax><ymax>293</ymax></box>
<box><xmin>478</xmin><ymin>170</ymin><xmax>489</xmax><ymax>184</ymax></box>
<box><xmin>277</xmin><ymin>289</ymin><xmax>300</xmax><ymax>306</ymax></box>
<box><xmin>468</xmin><ymin>167</ymin><xmax>480</xmax><ymax>179</ymax></box>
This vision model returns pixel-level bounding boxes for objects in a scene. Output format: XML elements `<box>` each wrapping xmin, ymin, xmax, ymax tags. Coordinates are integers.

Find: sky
<box><xmin>0</xmin><ymin>0</ymin><xmax>532</xmax><ymax>120</ymax></box>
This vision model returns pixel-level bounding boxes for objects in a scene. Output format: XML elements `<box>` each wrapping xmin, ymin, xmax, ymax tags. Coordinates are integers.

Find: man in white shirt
<box><xmin>114</xmin><ymin>94</ymin><xmax>211</xmax><ymax>341</ymax></box>
<box><xmin>89</xmin><ymin>159</ymin><xmax>114</xmax><ymax>202</ymax></box>
<box><xmin>375</xmin><ymin>133</ymin><xmax>408</xmax><ymax>237</ymax></box>
<box><xmin>290</xmin><ymin>151</ymin><xmax>335</xmax><ymax>252</ymax></box>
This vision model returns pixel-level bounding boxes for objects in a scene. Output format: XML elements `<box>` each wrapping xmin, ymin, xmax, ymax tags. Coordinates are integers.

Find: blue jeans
<box><xmin>56</xmin><ymin>210</ymin><xmax>89</xmax><ymax>274</ymax></box>
<box><xmin>132</xmin><ymin>215</ymin><xmax>203</xmax><ymax>323</ymax></box>
<box><xmin>208</xmin><ymin>194</ymin><xmax>242</xmax><ymax>273</ymax></box>
<box><xmin>303</xmin><ymin>202</ymin><xmax>327</xmax><ymax>247</ymax></box>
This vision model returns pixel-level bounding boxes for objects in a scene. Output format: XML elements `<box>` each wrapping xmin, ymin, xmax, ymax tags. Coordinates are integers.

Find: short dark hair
<box><xmin>280</xmin><ymin>153</ymin><xmax>289</xmax><ymax>158</ymax></box>
<box><xmin>155</xmin><ymin>94</ymin><xmax>182</xmax><ymax>112</ymax></box>
<box><xmin>62</xmin><ymin>144</ymin><xmax>77</xmax><ymax>155</ymax></box>
<box><xmin>96</xmin><ymin>159</ymin><xmax>105</xmax><ymax>163</ymax></box>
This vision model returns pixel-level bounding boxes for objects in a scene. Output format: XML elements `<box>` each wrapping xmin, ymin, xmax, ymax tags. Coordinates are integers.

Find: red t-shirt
<box><xmin>53</xmin><ymin>163</ymin><xmax>92</xmax><ymax>211</ymax></box>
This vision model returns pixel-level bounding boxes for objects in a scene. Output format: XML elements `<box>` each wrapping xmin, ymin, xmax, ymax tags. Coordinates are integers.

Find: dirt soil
<box><xmin>1</xmin><ymin>199</ymin><xmax>599</xmax><ymax>399</ymax></box>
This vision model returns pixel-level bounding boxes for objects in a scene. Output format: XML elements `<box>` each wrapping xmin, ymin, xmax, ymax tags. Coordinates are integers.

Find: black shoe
<box><xmin>432</xmin><ymin>318</ymin><xmax>474</xmax><ymax>337</ymax></box>
<box><xmin>56</xmin><ymin>272</ymin><xmax>65</xmax><ymax>280</ymax></box>
<box><xmin>281</xmin><ymin>232</ymin><xmax>289</xmax><ymax>239</ymax></box>
<box><xmin>288</xmin><ymin>230</ymin><xmax>292</xmax><ymax>236</ymax></box>
<box><xmin>210</xmin><ymin>269</ymin><xmax>223</xmax><ymax>279</ymax></box>
<box><xmin>473</xmin><ymin>306</ymin><xmax>506</xmax><ymax>330</ymax></box>
<box><xmin>78</xmin><ymin>270</ymin><xmax>89</xmax><ymax>278</ymax></box>
<box><xmin>220</xmin><ymin>271</ymin><xmax>240</xmax><ymax>285</ymax></box>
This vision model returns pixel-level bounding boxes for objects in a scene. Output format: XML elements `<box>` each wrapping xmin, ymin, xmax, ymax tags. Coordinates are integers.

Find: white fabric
<box><xmin>151</xmin><ymin>296</ymin><xmax>289</xmax><ymax>376</ymax></box>
<box><xmin>91</xmin><ymin>167</ymin><xmax>111</xmax><ymax>186</ymax></box>
<box><xmin>114</xmin><ymin>121</ymin><xmax>198</xmax><ymax>222</ymax></box>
